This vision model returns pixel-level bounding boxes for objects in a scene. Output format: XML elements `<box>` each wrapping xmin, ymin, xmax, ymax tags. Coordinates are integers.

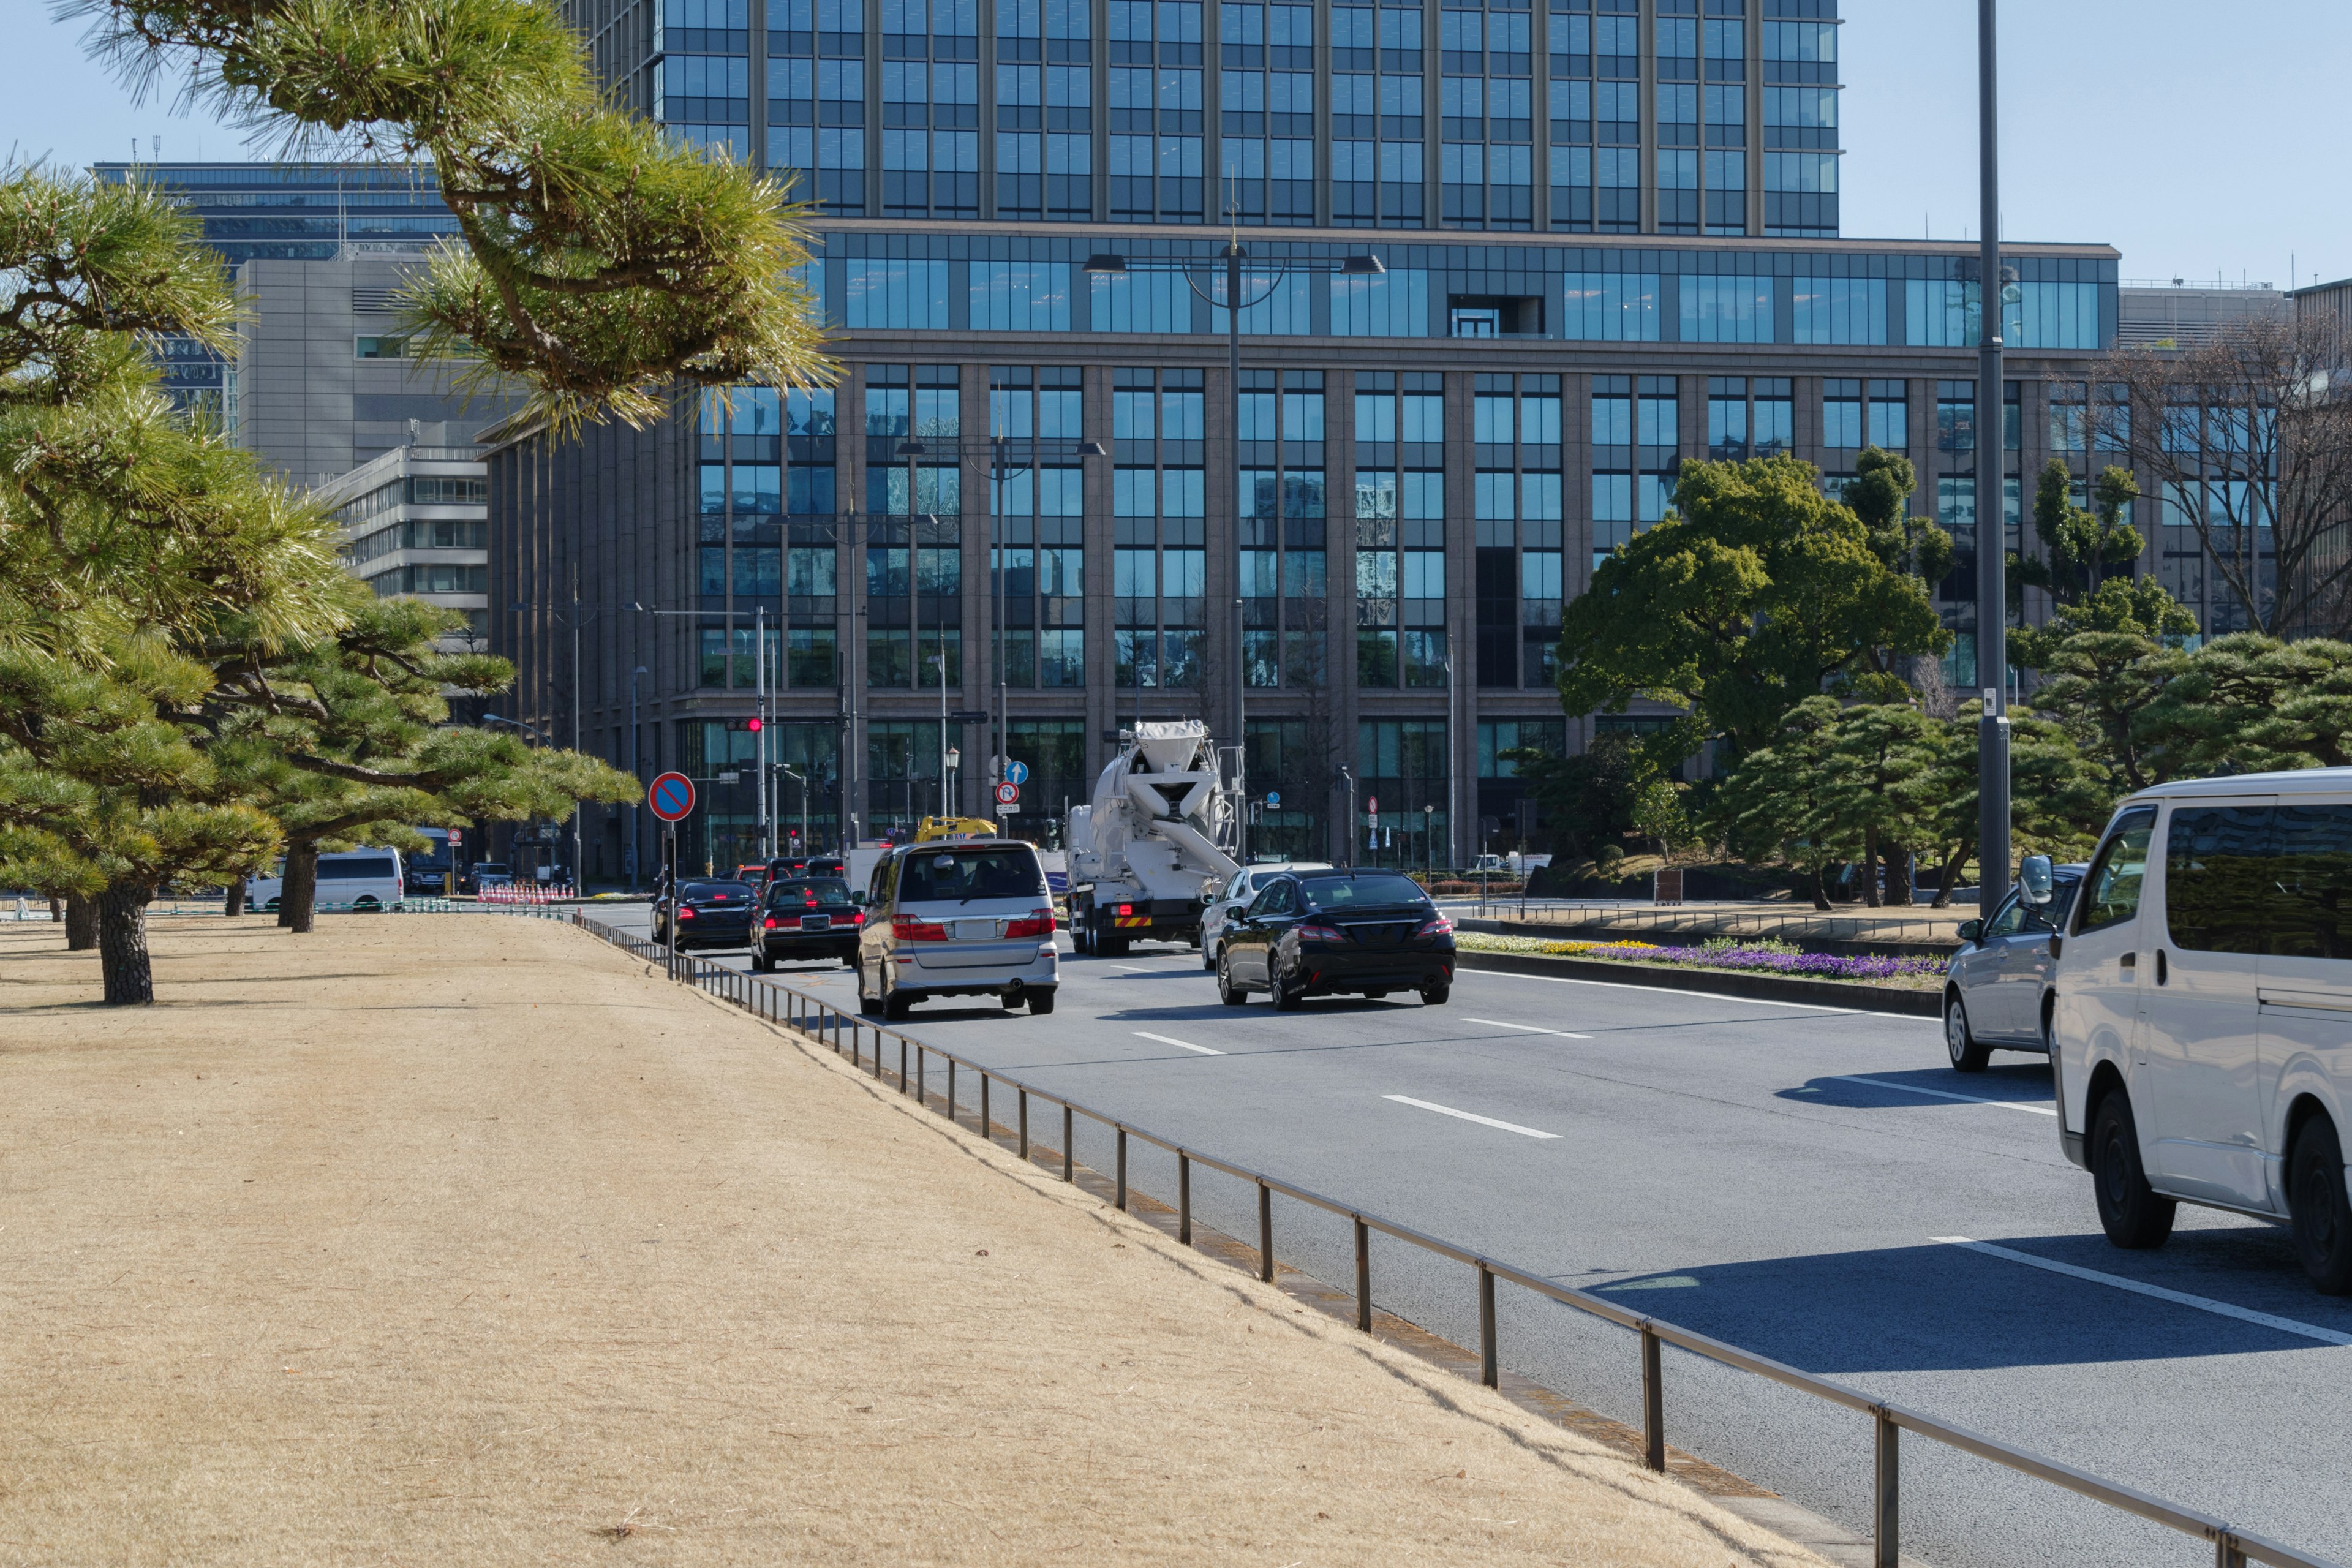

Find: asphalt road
<box><xmin>597</xmin><ymin>907</ymin><xmax>2351</xmax><ymax>1568</ymax></box>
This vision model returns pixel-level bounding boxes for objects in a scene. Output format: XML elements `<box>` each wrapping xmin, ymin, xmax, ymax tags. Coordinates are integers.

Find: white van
<box><xmin>2048</xmin><ymin>769</ymin><xmax>2352</xmax><ymax>1292</ymax></box>
<box><xmin>247</xmin><ymin>849</ymin><xmax>406</xmax><ymax>913</ymax></box>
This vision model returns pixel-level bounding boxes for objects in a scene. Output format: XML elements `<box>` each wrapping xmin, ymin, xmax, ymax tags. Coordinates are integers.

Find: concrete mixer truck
<box><xmin>1065</xmin><ymin>720</ymin><xmax>1240</xmax><ymax>956</ymax></box>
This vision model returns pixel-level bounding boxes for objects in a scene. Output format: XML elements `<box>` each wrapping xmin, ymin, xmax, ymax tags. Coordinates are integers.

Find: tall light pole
<box><xmin>628</xmin><ymin>663</ymin><xmax>647</xmax><ymax>891</ymax></box>
<box><xmin>1975</xmin><ymin>0</ymin><xmax>2012</xmax><ymax>912</ymax></box>
<box><xmin>1084</xmin><ymin>245</ymin><xmax>1384</xmax><ymax>869</ymax></box>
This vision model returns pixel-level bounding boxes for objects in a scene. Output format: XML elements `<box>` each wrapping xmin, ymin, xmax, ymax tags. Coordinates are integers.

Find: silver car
<box><xmin>856</xmin><ymin>840</ymin><xmax>1061</xmax><ymax>1020</ymax></box>
<box><xmin>1200</xmin><ymin>861</ymin><xmax>1333</xmax><ymax>970</ymax></box>
<box><xmin>1942</xmin><ymin>865</ymin><xmax>2083</xmax><ymax>1071</ymax></box>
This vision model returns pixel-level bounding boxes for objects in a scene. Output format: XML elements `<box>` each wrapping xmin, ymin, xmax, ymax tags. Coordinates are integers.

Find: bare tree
<box><xmin>2092</xmin><ymin>314</ymin><xmax>2352</xmax><ymax>638</ymax></box>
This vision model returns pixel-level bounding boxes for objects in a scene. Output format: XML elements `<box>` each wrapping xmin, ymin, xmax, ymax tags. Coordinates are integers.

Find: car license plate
<box><xmin>801</xmin><ymin>914</ymin><xmax>829</xmax><ymax>930</ymax></box>
<box><xmin>952</xmin><ymin>918</ymin><xmax>998</xmax><ymax>941</ymax></box>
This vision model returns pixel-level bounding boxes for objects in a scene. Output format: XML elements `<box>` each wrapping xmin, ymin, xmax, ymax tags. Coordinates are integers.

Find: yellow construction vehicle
<box><xmin>914</xmin><ymin>815</ymin><xmax>1002</xmax><ymax>843</ymax></box>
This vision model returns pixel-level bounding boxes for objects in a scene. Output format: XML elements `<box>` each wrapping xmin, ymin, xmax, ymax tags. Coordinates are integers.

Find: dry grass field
<box><xmin>0</xmin><ymin>913</ymin><xmax>1828</xmax><ymax>1567</ymax></box>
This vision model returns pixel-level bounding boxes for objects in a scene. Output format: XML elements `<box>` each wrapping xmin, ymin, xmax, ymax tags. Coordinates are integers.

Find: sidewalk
<box><xmin>0</xmin><ymin>916</ymin><xmax>1829</xmax><ymax>1566</ymax></box>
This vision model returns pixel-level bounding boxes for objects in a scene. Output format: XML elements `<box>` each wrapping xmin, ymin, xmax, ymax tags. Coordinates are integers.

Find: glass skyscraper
<box><xmin>491</xmin><ymin>0</ymin><xmax>2122</xmax><ymax>883</ymax></box>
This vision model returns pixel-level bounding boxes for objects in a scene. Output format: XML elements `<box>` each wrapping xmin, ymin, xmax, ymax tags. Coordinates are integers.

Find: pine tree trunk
<box><xmin>1933</xmin><ymin>837</ymin><xmax>1975</xmax><ymax>909</ymax></box>
<box><xmin>1885</xmin><ymin>844</ymin><xmax>1915</xmax><ymax>906</ymax></box>
<box><xmin>1860</xmin><ymin>827</ymin><xmax>1882</xmax><ymax>907</ymax></box>
<box><xmin>97</xmin><ymin>884</ymin><xmax>154</xmax><ymax>1005</ymax></box>
<box><xmin>224</xmin><ymin>878</ymin><xmax>246</xmax><ymax>918</ymax></box>
<box><xmin>1811</xmin><ymin>864</ymin><xmax>1833</xmax><ymax>913</ymax></box>
<box><xmin>281</xmin><ymin>841</ymin><xmax>320</xmax><ymax>933</ymax></box>
<box><xmin>64</xmin><ymin>893</ymin><xmax>97</xmax><ymax>950</ymax></box>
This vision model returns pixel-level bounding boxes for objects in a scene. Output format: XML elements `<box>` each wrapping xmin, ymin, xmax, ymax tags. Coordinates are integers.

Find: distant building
<box><xmin>86</xmin><ymin>161</ymin><xmax>520</xmax><ymax>481</ymax></box>
<box><xmin>2116</xmin><ymin>279</ymin><xmax>2286</xmax><ymax>351</ymax></box>
<box><xmin>312</xmin><ymin>427</ymin><xmax>493</xmax><ymax>647</ymax></box>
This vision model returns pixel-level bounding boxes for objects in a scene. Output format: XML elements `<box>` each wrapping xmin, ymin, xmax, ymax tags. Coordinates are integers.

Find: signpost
<box><xmin>648</xmin><ymin>773</ymin><xmax>695</xmax><ymax>975</ymax></box>
<box><xmin>995</xmin><ymin>782</ymin><xmax>1020</xmax><ymax>806</ymax></box>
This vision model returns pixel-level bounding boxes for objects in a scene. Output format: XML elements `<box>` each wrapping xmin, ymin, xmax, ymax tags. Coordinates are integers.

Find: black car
<box><xmin>1216</xmin><ymin>870</ymin><xmax>1455</xmax><ymax>1008</ymax></box>
<box><xmin>753</xmin><ymin>877</ymin><xmax>865</xmax><ymax>970</ymax></box>
<box><xmin>654</xmin><ymin>878</ymin><xmax>760</xmax><ymax>952</ymax></box>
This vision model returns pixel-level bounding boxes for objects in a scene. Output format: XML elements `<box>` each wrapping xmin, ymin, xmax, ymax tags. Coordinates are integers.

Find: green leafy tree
<box><xmin>1710</xmin><ymin>696</ymin><xmax>1858</xmax><ymax>910</ymax></box>
<box><xmin>1907</xmin><ymin>704</ymin><xmax>2110</xmax><ymax>906</ymax></box>
<box><xmin>202</xmin><ymin>595</ymin><xmax>639</xmax><ymax>932</ymax></box>
<box><xmin>2030</xmin><ymin>631</ymin><xmax>2195</xmax><ymax>791</ymax></box>
<box><xmin>1500</xmin><ymin>734</ymin><xmax>1648</xmax><ymax>861</ymax></box>
<box><xmin>1557</xmin><ymin>455</ymin><xmax>1950</xmax><ymax>760</ymax></box>
<box><xmin>2010</xmin><ymin>571</ymin><xmax>2199</xmax><ymax>673</ymax></box>
<box><xmin>1821</xmin><ymin>702</ymin><xmax>1942</xmax><ymax>907</ymax></box>
<box><xmin>2132</xmin><ymin>633</ymin><xmax>2352</xmax><ymax>777</ymax></box>
<box><xmin>1845</xmin><ymin>446</ymin><xmax>1956</xmax><ymax>589</ymax></box>
<box><xmin>2014</xmin><ymin>459</ymin><xmax>2145</xmax><ymax>617</ymax></box>
<box><xmin>77</xmin><ymin>0</ymin><xmax>832</xmax><ymax>428</ymax></box>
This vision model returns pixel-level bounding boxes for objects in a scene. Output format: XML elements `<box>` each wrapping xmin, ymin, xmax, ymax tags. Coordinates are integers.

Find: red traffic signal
<box><xmin>746</xmin><ymin>717</ymin><xmax>762</xmax><ymax>731</ymax></box>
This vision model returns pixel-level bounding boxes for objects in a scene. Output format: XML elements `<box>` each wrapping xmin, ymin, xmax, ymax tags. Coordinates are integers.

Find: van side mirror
<box><xmin>2019</xmin><ymin>855</ymin><xmax>2055</xmax><ymax>907</ymax></box>
<box><xmin>1957</xmin><ymin>919</ymin><xmax>1983</xmax><ymax>944</ymax></box>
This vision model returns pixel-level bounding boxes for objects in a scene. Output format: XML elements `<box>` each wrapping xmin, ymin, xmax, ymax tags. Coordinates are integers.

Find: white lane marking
<box><xmin>1111</xmin><ymin>964</ymin><xmax>1164</xmax><ymax>973</ymax></box>
<box><xmin>1831</xmin><ymin>1075</ymin><xmax>2057</xmax><ymax>1117</ymax></box>
<box><xmin>1464</xmin><ymin>1016</ymin><xmax>1593</xmax><ymax>1040</ymax></box>
<box><xmin>1468</xmin><ymin>965</ymin><xmax>1931</xmax><ymax>1022</ymax></box>
<box><xmin>1382</xmin><ymin>1095</ymin><xmax>1561</xmax><ymax>1140</ymax></box>
<box><xmin>1133</xmin><ymin>1031</ymin><xmax>1224</xmax><ymax>1057</ymax></box>
<box><xmin>1932</xmin><ymin>1237</ymin><xmax>2352</xmax><ymax>1348</ymax></box>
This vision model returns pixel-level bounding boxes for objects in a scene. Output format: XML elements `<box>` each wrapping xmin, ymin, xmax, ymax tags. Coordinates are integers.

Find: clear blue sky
<box><xmin>11</xmin><ymin>0</ymin><xmax>2346</xmax><ymax>289</ymax></box>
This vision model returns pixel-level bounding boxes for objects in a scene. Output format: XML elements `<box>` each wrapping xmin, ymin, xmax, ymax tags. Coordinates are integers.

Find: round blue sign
<box><xmin>1265</xmin><ymin>790</ymin><xmax>1281</xmax><ymax>808</ymax></box>
<box><xmin>1005</xmin><ymin>760</ymin><xmax>1030</xmax><ymax>785</ymax></box>
<box><xmin>648</xmin><ymin>771</ymin><xmax>696</xmax><ymax>823</ymax></box>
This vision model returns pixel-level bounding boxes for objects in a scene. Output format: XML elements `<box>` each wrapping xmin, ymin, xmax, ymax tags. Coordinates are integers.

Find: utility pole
<box><xmin>1975</xmin><ymin>0</ymin><xmax>2012</xmax><ymax>912</ymax></box>
<box><xmin>1224</xmin><ymin>243</ymin><xmax>1248</xmax><ymax>869</ymax></box>
<box><xmin>628</xmin><ymin>665</ymin><xmax>646</xmax><ymax>891</ymax></box>
<box><xmin>756</xmin><ymin>604</ymin><xmax>770</xmax><ymax>860</ymax></box>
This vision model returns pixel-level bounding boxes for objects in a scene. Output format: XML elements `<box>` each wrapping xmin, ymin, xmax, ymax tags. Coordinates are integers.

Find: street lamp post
<box><xmin>778</xmin><ymin>763</ymin><xmax>808</xmax><ymax>857</ymax></box>
<box><xmin>628</xmin><ymin>664</ymin><xmax>647</xmax><ymax>890</ymax></box>
<box><xmin>1975</xmin><ymin>0</ymin><xmax>2013</xmax><ymax>913</ymax></box>
<box><xmin>1084</xmin><ymin>245</ymin><xmax>1384</xmax><ymax>869</ymax></box>
<box><xmin>1338</xmin><ymin>765</ymin><xmax>1356</xmax><ymax>869</ymax></box>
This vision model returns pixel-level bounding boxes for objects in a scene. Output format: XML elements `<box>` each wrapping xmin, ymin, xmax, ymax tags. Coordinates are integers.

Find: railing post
<box><xmin>1354</xmin><ymin>1218</ymin><xmax>1371</xmax><ymax>1332</ymax></box>
<box><xmin>1178</xmin><ymin>1154</ymin><xmax>1192</xmax><ymax>1244</ymax></box>
<box><xmin>947</xmin><ymin>1059</ymin><xmax>956</xmax><ymax>1121</ymax></box>
<box><xmin>1115</xmin><ymin>1129</ymin><xmax>1128</xmax><ymax>1210</ymax></box>
<box><xmin>979</xmin><ymin>1072</ymin><xmax>990</xmax><ymax>1141</ymax></box>
<box><xmin>900</xmin><ymin>1038</ymin><xmax>908</xmax><ymax>1093</ymax></box>
<box><xmin>1477</xmin><ymin>1264</ymin><xmax>1498</xmax><ymax>1388</ymax></box>
<box><xmin>916</xmin><ymin>1043</ymin><xmax>925</xmax><ymax>1104</ymax></box>
<box><xmin>1257</xmin><ymin>1181</ymin><xmax>1273</xmax><ymax>1282</ymax></box>
<box><xmin>1874</xmin><ymin>1409</ymin><xmax>1898</xmax><ymax>1568</ymax></box>
<box><xmin>1061</xmin><ymin>1106</ymin><xmax>1073</xmax><ymax>1181</ymax></box>
<box><xmin>1019</xmin><ymin>1089</ymin><xmax>1030</xmax><ymax>1159</ymax></box>
<box><xmin>2218</xmin><ymin>1537</ymin><xmax>2247</xmax><ymax>1568</ymax></box>
<box><xmin>1641</xmin><ymin>1324</ymin><xmax>1665</xmax><ymax>1472</ymax></box>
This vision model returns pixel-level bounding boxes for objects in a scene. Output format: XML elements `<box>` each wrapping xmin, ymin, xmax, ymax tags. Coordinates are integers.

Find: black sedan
<box><xmin>1216</xmin><ymin>870</ymin><xmax>1454</xmax><ymax>1009</ymax></box>
<box><xmin>654</xmin><ymin>879</ymin><xmax>760</xmax><ymax>952</ymax></box>
<box><xmin>753</xmin><ymin>877</ymin><xmax>865</xmax><ymax>970</ymax></box>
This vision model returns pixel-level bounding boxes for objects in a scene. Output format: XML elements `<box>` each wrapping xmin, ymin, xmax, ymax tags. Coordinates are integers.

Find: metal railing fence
<box><xmin>570</xmin><ymin>908</ymin><xmax>2331</xmax><ymax>1568</ymax></box>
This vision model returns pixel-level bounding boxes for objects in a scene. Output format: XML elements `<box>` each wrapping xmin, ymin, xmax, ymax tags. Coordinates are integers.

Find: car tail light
<box><xmin>1116</xmin><ymin>903</ymin><xmax>1134</xmax><ymax>916</ymax></box>
<box><xmin>850</xmin><ymin>911</ymin><xmax>866</xmax><ymax>925</ymax></box>
<box><xmin>1298</xmin><ymin>921</ymin><xmax>1346</xmax><ymax>944</ymax></box>
<box><xmin>676</xmin><ymin>907</ymin><xmax>696</xmax><ymax>921</ymax></box>
<box><xmin>1416</xmin><ymin>913</ymin><xmax>1455</xmax><ymax>938</ymax></box>
<box><xmin>892</xmin><ymin>915</ymin><xmax>948</xmax><ymax>941</ymax></box>
<box><xmin>763</xmin><ymin>916</ymin><xmax>780</xmax><ymax>929</ymax></box>
<box><xmin>1004</xmin><ymin>907</ymin><xmax>1057</xmax><ymax>938</ymax></box>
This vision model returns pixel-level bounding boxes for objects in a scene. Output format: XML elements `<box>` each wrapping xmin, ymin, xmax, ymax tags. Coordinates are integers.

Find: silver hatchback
<box><xmin>1942</xmin><ymin>866</ymin><xmax>2082</xmax><ymax>1071</ymax></box>
<box><xmin>856</xmin><ymin>841</ymin><xmax>1061</xmax><ymax>1019</ymax></box>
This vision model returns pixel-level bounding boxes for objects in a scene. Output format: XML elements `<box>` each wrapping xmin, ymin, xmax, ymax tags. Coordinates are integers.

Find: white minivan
<box><xmin>247</xmin><ymin>849</ymin><xmax>406</xmax><ymax>913</ymax></box>
<box><xmin>2049</xmin><ymin>769</ymin><xmax>2352</xmax><ymax>1292</ymax></box>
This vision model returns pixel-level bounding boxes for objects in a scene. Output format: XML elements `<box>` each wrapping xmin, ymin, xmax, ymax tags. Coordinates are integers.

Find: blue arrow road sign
<box><xmin>1265</xmin><ymin>790</ymin><xmax>1281</xmax><ymax>809</ymax></box>
<box><xmin>1005</xmin><ymin>760</ymin><xmax>1030</xmax><ymax>785</ymax></box>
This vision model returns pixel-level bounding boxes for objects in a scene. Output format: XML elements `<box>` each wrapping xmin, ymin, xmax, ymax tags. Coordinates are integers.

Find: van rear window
<box><xmin>318</xmin><ymin>857</ymin><xmax>396</xmax><ymax>880</ymax></box>
<box><xmin>2167</xmin><ymin>803</ymin><xmax>2352</xmax><ymax>960</ymax></box>
<box><xmin>898</xmin><ymin>848</ymin><xmax>1044</xmax><ymax>902</ymax></box>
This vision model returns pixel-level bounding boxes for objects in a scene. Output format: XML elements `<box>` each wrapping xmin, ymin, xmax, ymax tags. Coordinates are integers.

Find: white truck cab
<box><xmin>2049</xmin><ymin>769</ymin><xmax>2352</xmax><ymax>1292</ymax></box>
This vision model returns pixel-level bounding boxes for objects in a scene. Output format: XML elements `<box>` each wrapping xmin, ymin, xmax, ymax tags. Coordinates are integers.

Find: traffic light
<box><xmin>747</xmin><ymin>717</ymin><xmax>762</xmax><ymax>732</ymax></box>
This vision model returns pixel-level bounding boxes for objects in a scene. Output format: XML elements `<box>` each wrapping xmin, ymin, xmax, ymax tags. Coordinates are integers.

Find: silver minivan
<box><xmin>2050</xmin><ymin>769</ymin><xmax>2352</xmax><ymax>1292</ymax></box>
<box><xmin>856</xmin><ymin>840</ymin><xmax>1060</xmax><ymax>1020</ymax></box>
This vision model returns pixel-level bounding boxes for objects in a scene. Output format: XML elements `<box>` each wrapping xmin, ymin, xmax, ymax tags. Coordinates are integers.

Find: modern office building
<box><xmin>313</xmin><ymin>426</ymin><xmax>495</xmax><ymax>646</ymax></box>
<box><xmin>88</xmin><ymin>162</ymin><xmax>521</xmax><ymax>481</ymax></box>
<box><xmin>484</xmin><ymin>0</ymin><xmax>2126</xmax><ymax>883</ymax></box>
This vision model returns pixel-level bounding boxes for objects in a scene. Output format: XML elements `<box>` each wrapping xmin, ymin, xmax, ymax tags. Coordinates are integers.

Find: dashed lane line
<box><xmin>1463</xmin><ymin>1016</ymin><xmax>1593</xmax><ymax>1041</ymax></box>
<box><xmin>1381</xmin><ymin>1094</ymin><xmax>1562</xmax><ymax>1140</ymax></box>
<box><xmin>1133</xmin><ymin>1031</ymin><xmax>1224</xmax><ymax>1057</ymax></box>
<box><xmin>1833</xmin><ymin>1075</ymin><xmax>2057</xmax><ymax>1116</ymax></box>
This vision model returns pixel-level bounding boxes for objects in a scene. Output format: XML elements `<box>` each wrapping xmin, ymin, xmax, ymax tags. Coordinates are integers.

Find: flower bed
<box><xmin>1457</xmin><ymin>932</ymin><xmax>1945</xmax><ymax>987</ymax></box>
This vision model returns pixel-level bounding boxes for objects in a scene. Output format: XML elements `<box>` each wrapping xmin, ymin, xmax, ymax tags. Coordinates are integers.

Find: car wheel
<box><xmin>1104</xmin><ymin>933</ymin><xmax>1131</xmax><ymax>957</ymax></box>
<box><xmin>1945</xmin><ymin>993</ymin><xmax>1991</xmax><ymax>1072</ymax></box>
<box><xmin>2289</xmin><ymin>1117</ymin><xmax>2352</xmax><ymax>1295</ymax></box>
<box><xmin>1202</xmin><ymin>940</ymin><xmax>1218</xmax><ymax>972</ymax></box>
<box><xmin>884</xmin><ymin>985</ymin><xmax>913</xmax><ymax>1022</ymax></box>
<box><xmin>855</xmin><ymin>961</ymin><xmax>878</xmax><ymax>1015</ymax></box>
<box><xmin>1027</xmin><ymin>988</ymin><xmax>1057</xmax><ymax>1016</ymax></box>
<box><xmin>1218</xmin><ymin>950</ymin><xmax>1248</xmax><ymax>1006</ymax></box>
<box><xmin>1419</xmin><ymin>983</ymin><xmax>1449</xmax><ymax>1006</ymax></box>
<box><xmin>752</xmin><ymin>948</ymin><xmax>772</xmax><ymax>973</ymax></box>
<box><xmin>1271</xmin><ymin>958</ymin><xmax>1303</xmax><ymax>1012</ymax></box>
<box><xmin>2091</xmin><ymin>1091</ymin><xmax>2176</xmax><ymax>1250</ymax></box>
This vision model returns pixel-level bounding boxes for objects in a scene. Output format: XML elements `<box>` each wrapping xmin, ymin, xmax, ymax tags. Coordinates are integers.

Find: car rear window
<box><xmin>1297</xmin><ymin>873</ymin><xmax>1427</xmax><ymax>908</ymax></box>
<box><xmin>897</xmin><ymin>848</ymin><xmax>1044</xmax><ymax>903</ymax></box>
<box><xmin>769</xmin><ymin>879</ymin><xmax>852</xmax><ymax>905</ymax></box>
<box><xmin>680</xmin><ymin>881</ymin><xmax>754</xmax><ymax>902</ymax></box>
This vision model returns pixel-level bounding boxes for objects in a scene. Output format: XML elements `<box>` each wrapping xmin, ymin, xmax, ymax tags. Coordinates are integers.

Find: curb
<box><xmin>1458</xmin><ymin>916</ymin><xmax>1960</xmax><ymax>962</ymax></box>
<box><xmin>1455</xmin><ymin>947</ymin><xmax>1943</xmax><ymax>1017</ymax></box>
